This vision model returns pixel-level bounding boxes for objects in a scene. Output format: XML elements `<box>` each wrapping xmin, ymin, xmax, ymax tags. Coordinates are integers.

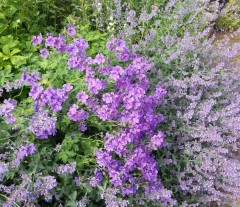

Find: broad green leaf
<box><xmin>10</xmin><ymin>48</ymin><xmax>20</xmax><ymax>56</ymax></box>
<box><xmin>2</xmin><ymin>44</ymin><xmax>10</xmax><ymax>56</ymax></box>
<box><xmin>10</xmin><ymin>55</ymin><xmax>26</xmax><ymax>66</ymax></box>
<box><xmin>0</xmin><ymin>35</ymin><xmax>18</xmax><ymax>48</ymax></box>
<box><xmin>76</xmin><ymin>156</ymin><xmax>88</xmax><ymax>171</ymax></box>
<box><xmin>0</xmin><ymin>52</ymin><xmax>9</xmax><ymax>60</ymax></box>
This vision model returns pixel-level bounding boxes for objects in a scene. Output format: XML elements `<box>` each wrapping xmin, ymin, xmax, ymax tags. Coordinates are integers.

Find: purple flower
<box><xmin>87</xmin><ymin>78</ymin><xmax>106</xmax><ymax>94</ymax></box>
<box><xmin>122</xmin><ymin>184</ymin><xmax>137</xmax><ymax>195</ymax></box>
<box><xmin>78</xmin><ymin>123</ymin><xmax>87</xmax><ymax>132</ymax></box>
<box><xmin>94</xmin><ymin>169</ymin><xmax>103</xmax><ymax>183</ymax></box>
<box><xmin>76</xmin><ymin>92</ymin><xmax>89</xmax><ymax>104</ymax></box>
<box><xmin>32</xmin><ymin>34</ymin><xmax>42</xmax><ymax>45</ymax></box>
<box><xmin>45</xmin><ymin>34</ymin><xmax>55</xmax><ymax>47</ymax></box>
<box><xmin>74</xmin><ymin>176</ymin><xmax>81</xmax><ymax>186</ymax></box>
<box><xmin>106</xmin><ymin>36</ymin><xmax>131</xmax><ymax>62</ymax></box>
<box><xmin>14</xmin><ymin>143</ymin><xmax>37</xmax><ymax>166</ymax></box>
<box><xmin>94</xmin><ymin>53</ymin><xmax>105</xmax><ymax>65</ymax></box>
<box><xmin>17</xmin><ymin>144</ymin><xmax>37</xmax><ymax>159</ymax></box>
<box><xmin>150</xmin><ymin>131</ymin><xmax>164</xmax><ymax>149</ymax></box>
<box><xmin>154</xmin><ymin>85</ymin><xmax>167</xmax><ymax>99</ymax></box>
<box><xmin>40</xmin><ymin>49</ymin><xmax>49</xmax><ymax>58</ymax></box>
<box><xmin>22</xmin><ymin>70</ymin><xmax>41</xmax><ymax>85</ymax></box>
<box><xmin>29</xmin><ymin>84</ymin><xmax>43</xmax><ymax>100</ymax></box>
<box><xmin>66</xmin><ymin>24</ymin><xmax>76</xmax><ymax>36</ymax></box>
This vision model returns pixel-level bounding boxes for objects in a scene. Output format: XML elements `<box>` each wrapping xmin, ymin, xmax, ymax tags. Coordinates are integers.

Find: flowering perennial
<box><xmin>0</xmin><ymin>24</ymin><xmax>175</xmax><ymax>206</ymax></box>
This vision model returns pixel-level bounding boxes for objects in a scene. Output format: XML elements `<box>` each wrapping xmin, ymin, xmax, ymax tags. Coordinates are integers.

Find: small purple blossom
<box><xmin>74</xmin><ymin>176</ymin><xmax>81</xmax><ymax>186</ymax></box>
<box><xmin>40</xmin><ymin>48</ymin><xmax>49</xmax><ymax>58</ymax></box>
<box><xmin>31</xmin><ymin>34</ymin><xmax>42</xmax><ymax>45</ymax></box>
<box><xmin>94</xmin><ymin>53</ymin><xmax>105</xmax><ymax>65</ymax></box>
<box><xmin>66</xmin><ymin>24</ymin><xmax>76</xmax><ymax>36</ymax></box>
<box><xmin>78</xmin><ymin>123</ymin><xmax>87</xmax><ymax>132</ymax></box>
<box><xmin>76</xmin><ymin>92</ymin><xmax>89</xmax><ymax>104</ymax></box>
<box><xmin>45</xmin><ymin>33</ymin><xmax>55</xmax><ymax>47</ymax></box>
<box><xmin>150</xmin><ymin>131</ymin><xmax>164</xmax><ymax>149</ymax></box>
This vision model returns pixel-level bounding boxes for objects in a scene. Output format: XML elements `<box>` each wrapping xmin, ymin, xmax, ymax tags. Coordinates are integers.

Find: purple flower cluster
<box><xmin>89</xmin><ymin>169</ymin><xmax>103</xmax><ymax>187</ymax></box>
<box><xmin>14</xmin><ymin>143</ymin><xmax>37</xmax><ymax>166</ymax></box>
<box><xmin>22</xmin><ymin>69</ymin><xmax>41</xmax><ymax>85</ymax></box>
<box><xmin>25</xmin><ymin>80</ymin><xmax>73</xmax><ymax>139</ymax></box>
<box><xmin>55</xmin><ymin>162</ymin><xmax>76</xmax><ymax>175</ymax></box>
<box><xmin>0</xmin><ymin>162</ymin><xmax>8</xmax><ymax>181</ymax></box>
<box><xmin>101</xmin><ymin>188</ymin><xmax>129</xmax><ymax>207</ymax></box>
<box><xmin>29</xmin><ymin>83</ymin><xmax>73</xmax><ymax>112</ymax></box>
<box><xmin>76</xmin><ymin>198</ymin><xmax>90</xmax><ymax>207</ymax></box>
<box><xmin>2</xmin><ymin>69</ymin><xmax>41</xmax><ymax>94</ymax></box>
<box><xmin>106</xmin><ymin>36</ymin><xmax>131</xmax><ymax>62</ymax></box>
<box><xmin>67</xmin><ymin>104</ymin><xmax>89</xmax><ymax>122</ymax></box>
<box><xmin>162</xmin><ymin>29</ymin><xmax>240</xmax><ymax>205</ymax></box>
<box><xmin>29</xmin><ymin>110</ymin><xmax>57</xmax><ymax>139</ymax></box>
<box><xmin>34</xmin><ymin>176</ymin><xmax>57</xmax><ymax>201</ymax></box>
<box><xmin>0</xmin><ymin>99</ymin><xmax>17</xmax><ymax>124</ymax></box>
<box><xmin>28</xmin><ymin>29</ymin><xmax>172</xmax><ymax>203</ymax></box>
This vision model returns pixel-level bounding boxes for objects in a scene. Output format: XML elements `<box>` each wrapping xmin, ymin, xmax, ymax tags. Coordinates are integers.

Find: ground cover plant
<box><xmin>0</xmin><ymin>0</ymin><xmax>240</xmax><ymax>206</ymax></box>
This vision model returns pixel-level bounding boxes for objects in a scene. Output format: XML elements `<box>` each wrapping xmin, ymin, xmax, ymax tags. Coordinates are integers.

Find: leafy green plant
<box><xmin>0</xmin><ymin>0</ymin><xmax>75</xmax><ymax>86</ymax></box>
<box><xmin>216</xmin><ymin>0</ymin><xmax>240</xmax><ymax>31</ymax></box>
<box><xmin>0</xmin><ymin>35</ymin><xmax>27</xmax><ymax>70</ymax></box>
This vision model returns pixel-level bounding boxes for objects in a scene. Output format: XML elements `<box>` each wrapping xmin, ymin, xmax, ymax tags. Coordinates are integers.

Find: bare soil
<box><xmin>215</xmin><ymin>31</ymin><xmax>240</xmax><ymax>65</ymax></box>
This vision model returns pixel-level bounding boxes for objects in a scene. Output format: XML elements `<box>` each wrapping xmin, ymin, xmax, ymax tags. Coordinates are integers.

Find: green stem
<box><xmin>12</xmin><ymin>87</ymin><xmax>24</xmax><ymax>99</ymax></box>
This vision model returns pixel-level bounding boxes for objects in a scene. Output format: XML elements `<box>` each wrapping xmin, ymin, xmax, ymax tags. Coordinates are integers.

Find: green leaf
<box><xmin>10</xmin><ymin>55</ymin><xmax>26</xmax><ymax>66</ymax></box>
<box><xmin>0</xmin><ymin>35</ymin><xmax>18</xmax><ymax>48</ymax></box>
<box><xmin>56</xmin><ymin>151</ymin><xmax>68</xmax><ymax>163</ymax></box>
<box><xmin>81</xmin><ymin>140</ymin><xmax>98</xmax><ymax>155</ymax></box>
<box><xmin>65</xmin><ymin>201</ymin><xmax>77</xmax><ymax>207</ymax></box>
<box><xmin>69</xmin><ymin>191</ymin><xmax>77</xmax><ymax>200</ymax></box>
<box><xmin>76</xmin><ymin>156</ymin><xmax>88</xmax><ymax>171</ymax></box>
<box><xmin>0</xmin><ymin>52</ymin><xmax>9</xmax><ymax>60</ymax></box>
<box><xmin>65</xmin><ymin>151</ymin><xmax>76</xmax><ymax>157</ymax></box>
<box><xmin>2</xmin><ymin>45</ymin><xmax>10</xmax><ymax>56</ymax></box>
<box><xmin>10</xmin><ymin>48</ymin><xmax>20</xmax><ymax>56</ymax></box>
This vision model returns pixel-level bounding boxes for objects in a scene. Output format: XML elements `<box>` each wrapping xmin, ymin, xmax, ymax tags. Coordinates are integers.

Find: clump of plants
<box><xmin>216</xmin><ymin>0</ymin><xmax>240</xmax><ymax>31</ymax></box>
<box><xmin>0</xmin><ymin>25</ymin><xmax>177</xmax><ymax>207</ymax></box>
<box><xmin>0</xmin><ymin>0</ymin><xmax>76</xmax><ymax>85</ymax></box>
<box><xmin>1</xmin><ymin>0</ymin><xmax>240</xmax><ymax>206</ymax></box>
